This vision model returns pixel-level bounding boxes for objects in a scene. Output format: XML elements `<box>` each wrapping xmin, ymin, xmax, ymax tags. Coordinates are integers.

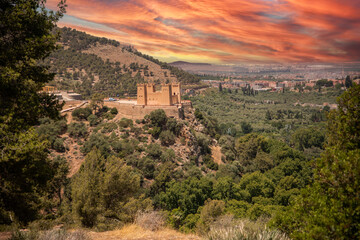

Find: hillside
<box><xmin>44</xmin><ymin>27</ymin><xmax>200</xmax><ymax>98</ymax></box>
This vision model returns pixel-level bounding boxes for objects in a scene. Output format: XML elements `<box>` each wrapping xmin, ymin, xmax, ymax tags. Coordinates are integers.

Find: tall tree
<box><xmin>345</xmin><ymin>75</ymin><xmax>353</xmax><ymax>89</ymax></box>
<box><xmin>274</xmin><ymin>84</ymin><xmax>360</xmax><ymax>239</ymax></box>
<box><xmin>0</xmin><ymin>0</ymin><xmax>66</xmax><ymax>224</ymax></box>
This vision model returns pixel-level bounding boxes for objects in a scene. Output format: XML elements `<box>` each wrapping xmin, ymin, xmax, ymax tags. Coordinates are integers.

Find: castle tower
<box><xmin>160</xmin><ymin>84</ymin><xmax>172</xmax><ymax>105</ymax></box>
<box><xmin>171</xmin><ymin>83</ymin><xmax>181</xmax><ymax>104</ymax></box>
<box><xmin>137</xmin><ymin>84</ymin><xmax>147</xmax><ymax>105</ymax></box>
<box><xmin>146</xmin><ymin>83</ymin><xmax>155</xmax><ymax>94</ymax></box>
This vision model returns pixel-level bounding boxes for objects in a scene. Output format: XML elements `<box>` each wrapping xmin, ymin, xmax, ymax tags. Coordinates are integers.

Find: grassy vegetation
<box><xmin>190</xmin><ymin>88</ymin><xmax>342</xmax><ymax>137</ymax></box>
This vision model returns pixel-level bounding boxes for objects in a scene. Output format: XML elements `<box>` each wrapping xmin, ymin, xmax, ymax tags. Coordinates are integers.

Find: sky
<box><xmin>47</xmin><ymin>0</ymin><xmax>360</xmax><ymax>64</ymax></box>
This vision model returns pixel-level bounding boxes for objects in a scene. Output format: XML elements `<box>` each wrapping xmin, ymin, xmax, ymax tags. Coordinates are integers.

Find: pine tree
<box><xmin>0</xmin><ymin>0</ymin><xmax>66</xmax><ymax>224</ymax></box>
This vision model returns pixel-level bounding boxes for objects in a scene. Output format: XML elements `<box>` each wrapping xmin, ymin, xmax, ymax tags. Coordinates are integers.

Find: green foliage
<box><xmin>71</xmin><ymin>149</ymin><xmax>104</xmax><ymax>227</ymax></box>
<box><xmin>291</xmin><ymin>127</ymin><xmax>325</xmax><ymax>151</ymax></box>
<box><xmin>67</xmin><ymin>122</ymin><xmax>87</xmax><ymax>138</ymax></box>
<box><xmin>0</xmin><ymin>0</ymin><xmax>66</xmax><ymax>224</ymax></box>
<box><xmin>71</xmin><ymin>107</ymin><xmax>92</xmax><ymax>121</ymax></box>
<box><xmin>118</xmin><ymin>118</ymin><xmax>133</xmax><ymax>128</ymax></box>
<box><xmin>0</xmin><ymin>0</ymin><xmax>65</xmax><ymax>130</ymax></box>
<box><xmin>110</xmin><ymin>107</ymin><xmax>118</xmax><ymax>115</ymax></box>
<box><xmin>241</xmin><ymin>121</ymin><xmax>253</xmax><ymax>134</ymax></box>
<box><xmin>81</xmin><ymin>133</ymin><xmax>111</xmax><ymax>157</ymax></box>
<box><xmin>0</xmin><ymin>129</ymin><xmax>59</xmax><ymax>224</ymax></box>
<box><xmin>191</xmin><ymin>88</ymin><xmax>339</xmax><ymax>135</ymax></box>
<box><xmin>274</xmin><ymin>84</ymin><xmax>360</xmax><ymax>239</ymax></box>
<box><xmin>36</xmin><ymin>118</ymin><xmax>67</xmax><ymax>152</ymax></box>
<box><xmin>87</xmin><ymin>114</ymin><xmax>99</xmax><ymax>126</ymax></box>
<box><xmin>155</xmin><ymin>177</ymin><xmax>213</xmax><ymax>217</ymax></box>
<box><xmin>345</xmin><ymin>75</ymin><xmax>353</xmax><ymax>88</ymax></box>
<box><xmin>202</xmin><ymin>155</ymin><xmax>218</xmax><ymax>171</ymax></box>
<box><xmin>159</xmin><ymin>130</ymin><xmax>176</xmax><ymax>146</ymax></box>
<box><xmin>315</xmin><ymin>79</ymin><xmax>333</xmax><ymax>87</ymax></box>
<box><xmin>90</xmin><ymin>93</ymin><xmax>104</xmax><ymax>114</ymax></box>
<box><xmin>197</xmin><ymin>200</ymin><xmax>225</xmax><ymax>234</ymax></box>
<box><xmin>71</xmin><ymin>149</ymin><xmax>144</xmax><ymax>228</ymax></box>
<box><xmin>53</xmin><ymin>138</ymin><xmax>66</xmax><ymax>152</ymax></box>
<box><xmin>148</xmin><ymin>109</ymin><xmax>167</xmax><ymax>128</ymax></box>
<box><xmin>166</xmin><ymin>118</ymin><xmax>183</xmax><ymax>136</ymax></box>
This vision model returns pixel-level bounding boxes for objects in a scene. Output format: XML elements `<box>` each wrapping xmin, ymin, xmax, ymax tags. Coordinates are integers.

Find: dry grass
<box><xmin>89</xmin><ymin>224</ymin><xmax>202</xmax><ymax>240</ymax></box>
<box><xmin>134</xmin><ymin>211</ymin><xmax>165</xmax><ymax>231</ymax></box>
<box><xmin>206</xmin><ymin>219</ymin><xmax>289</xmax><ymax>240</ymax></box>
<box><xmin>38</xmin><ymin>229</ymin><xmax>89</xmax><ymax>240</ymax></box>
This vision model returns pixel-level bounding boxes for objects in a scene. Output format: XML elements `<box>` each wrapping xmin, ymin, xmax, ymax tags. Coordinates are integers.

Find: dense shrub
<box><xmin>68</xmin><ymin>122</ymin><xmax>88</xmax><ymax>138</ymax></box>
<box><xmin>118</xmin><ymin>118</ymin><xmax>133</xmax><ymax>128</ymax></box>
<box><xmin>110</xmin><ymin>107</ymin><xmax>118</xmax><ymax>115</ymax></box>
<box><xmin>87</xmin><ymin>114</ymin><xmax>99</xmax><ymax>126</ymax></box>
<box><xmin>71</xmin><ymin>107</ymin><xmax>92</xmax><ymax>121</ymax></box>
<box><xmin>159</xmin><ymin>130</ymin><xmax>176</xmax><ymax>146</ymax></box>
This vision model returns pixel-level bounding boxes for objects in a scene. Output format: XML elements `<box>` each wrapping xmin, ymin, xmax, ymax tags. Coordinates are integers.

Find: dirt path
<box><xmin>211</xmin><ymin>145</ymin><xmax>223</xmax><ymax>165</ymax></box>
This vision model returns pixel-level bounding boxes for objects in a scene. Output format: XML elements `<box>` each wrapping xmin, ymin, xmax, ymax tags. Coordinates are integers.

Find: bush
<box><xmin>149</xmin><ymin>109</ymin><xmax>167</xmax><ymax>128</ymax></box>
<box><xmin>203</xmin><ymin>155</ymin><xmax>218</xmax><ymax>170</ymax></box>
<box><xmin>166</xmin><ymin>118</ymin><xmax>182</xmax><ymax>135</ymax></box>
<box><xmin>110</xmin><ymin>107</ymin><xmax>118</xmax><ymax>115</ymax></box>
<box><xmin>53</xmin><ymin>138</ymin><xmax>66</xmax><ymax>152</ymax></box>
<box><xmin>118</xmin><ymin>118</ymin><xmax>133</xmax><ymax>128</ymax></box>
<box><xmin>68</xmin><ymin>122</ymin><xmax>88</xmax><ymax>138</ymax></box>
<box><xmin>81</xmin><ymin>133</ymin><xmax>111</xmax><ymax>156</ymax></box>
<box><xmin>241</xmin><ymin>121</ymin><xmax>253</xmax><ymax>134</ymax></box>
<box><xmin>103</xmin><ymin>112</ymin><xmax>115</xmax><ymax>120</ymax></box>
<box><xmin>159</xmin><ymin>130</ymin><xmax>176</xmax><ymax>146</ymax></box>
<box><xmin>149</xmin><ymin>126</ymin><xmax>161</xmax><ymax>139</ymax></box>
<box><xmin>87</xmin><ymin>114</ymin><xmax>99</xmax><ymax>126</ymax></box>
<box><xmin>101</xmin><ymin>122</ymin><xmax>118</xmax><ymax>133</ymax></box>
<box><xmin>72</xmin><ymin>107</ymin><xmax>92</xmax><ymax>121</ymax></box>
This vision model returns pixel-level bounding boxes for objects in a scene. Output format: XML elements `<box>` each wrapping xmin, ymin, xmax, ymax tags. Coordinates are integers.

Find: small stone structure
<box><xmin>137</xmin><ymin>83</ymin><xmax>181</xmax><ymax>106</ymax></box>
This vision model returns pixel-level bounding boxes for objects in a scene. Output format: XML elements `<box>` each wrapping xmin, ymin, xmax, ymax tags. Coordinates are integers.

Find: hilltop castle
<box><xmin>137</xmin><ymin>83</ymin><xmax>181</xmax><ymax>106</ymax></box>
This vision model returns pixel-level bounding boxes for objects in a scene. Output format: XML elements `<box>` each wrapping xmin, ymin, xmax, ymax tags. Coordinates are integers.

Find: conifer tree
<box><xmin>0</xmin><ymin>0</ymin><xmax>66</xmax><ymax>224</ymax></box>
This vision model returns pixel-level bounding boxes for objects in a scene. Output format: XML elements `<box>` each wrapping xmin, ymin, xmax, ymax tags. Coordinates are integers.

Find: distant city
<box><xmin>170</xmin><ymin>62</ymin><xmax>360</xmax><ymax>81</ymax></box>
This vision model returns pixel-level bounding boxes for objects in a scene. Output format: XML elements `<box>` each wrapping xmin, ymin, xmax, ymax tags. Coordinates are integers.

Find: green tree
<box><xmin>291</xmin><ymin>127</ymin><xmax>325</xmax><ymax>151</ymax></box>
<box><xmin>265</xmin><ymin>110</ymin><xmax>272</xmax><ymax>120</ymax></box>
<box><xmin>345</xmin><ymin>75</ymin><xmax>353</xmax><ymax>89</ymax></box>
<box><xmin>274</xmin><ymin>84</ymin><xmax>360</xmax><ymax>239</ymax></box>
<box><xmin>0</xmin><ymin>0</ymin><xmax>66</xmax><ymax>224</ymax></box>
<box><xmin>148</xmin><ymin>109</ymin><xmax>167</xmax><ymax>128</ymax></box>
<box><xmin>0</xmin><ymin>0</ymin><xmax>66</xmax><ymax>130</ymax></box>
<box><xmin>241</xmin><ymin>121</ymin><xmax>253</xmax><ymax>134</ymax></box>
<box><xmin>159</xmin><ymin>130</ymin><xmax>176</xmax><ymax>146</ymax></box>
<box><xmin>71</xmin><ymin>149</ymin><xmax>104</xmax><ymax>227</ymax></box>
<box><xmin>90</xmin><ymin>93</ymin><xmax>104</xmax><ymax>114</ymax></box>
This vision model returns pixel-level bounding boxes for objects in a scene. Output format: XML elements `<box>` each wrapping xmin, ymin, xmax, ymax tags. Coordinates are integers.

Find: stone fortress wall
<box><xmin>137</xmin><ymin>83</ymin><xmax>181</xmax><ymax>106</ymax></box>
<box><xmin>104</xmin><ymin>83</ymin><xmax>190</xmax><ymax>120</ymax></box>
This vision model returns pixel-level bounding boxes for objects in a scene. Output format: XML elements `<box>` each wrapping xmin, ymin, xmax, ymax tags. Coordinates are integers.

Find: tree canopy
<box><xmin>274</xmin><ymin>84</ymin><xmax>360</xmax><ymax>239</ymax></box>
<box><xmin>0</xmin><ymin>0</ymin><xmax>66</xmax><ymax>224</ymax></box>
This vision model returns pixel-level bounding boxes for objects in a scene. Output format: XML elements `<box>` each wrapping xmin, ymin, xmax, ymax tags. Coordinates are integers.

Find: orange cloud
<box><xmin>47</xmin><ymin>0</ymin><xmax>360</xmax><ymax>63</ymax></box>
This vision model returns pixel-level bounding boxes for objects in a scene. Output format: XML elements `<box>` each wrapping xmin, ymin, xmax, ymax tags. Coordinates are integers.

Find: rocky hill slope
<box><xmin>44</xmin><ymin>27</ymin><xmax>200</xmax><ymax>98</ymax></box>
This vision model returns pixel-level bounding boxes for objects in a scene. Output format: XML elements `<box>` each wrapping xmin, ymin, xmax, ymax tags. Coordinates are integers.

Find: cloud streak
<box><xmin>48</xmin><ymin>0</ymin><xmax>360</xmax><ymax>63</ymax></box>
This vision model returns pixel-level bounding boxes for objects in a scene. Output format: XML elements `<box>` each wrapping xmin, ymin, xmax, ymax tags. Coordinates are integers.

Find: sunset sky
<box><xmin>47</xmin><ymin>0</ymin><xmax>360</xmax><ymax>64</ymax></box>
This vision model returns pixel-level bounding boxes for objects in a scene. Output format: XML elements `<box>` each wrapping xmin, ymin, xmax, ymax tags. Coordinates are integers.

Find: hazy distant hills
<box><xmin>170</xmin><ymin>61</ymin><xmax>212</xmax><ymax>66</ymax></box>
<box><xmin>169</xmin><ymin>61</ymin><xmax>248</xmax><ymax>75</ymax></box>
<box><xmin>45</xmin><ymin>27</ymin><xmax>199</xmax><ymax>98</ymax></box>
